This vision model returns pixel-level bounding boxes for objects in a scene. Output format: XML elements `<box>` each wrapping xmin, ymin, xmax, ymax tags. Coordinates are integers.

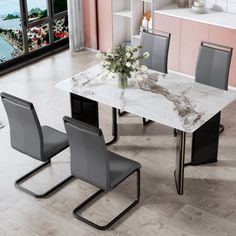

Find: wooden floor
<box><xmin>1</xmin><ymin>49</ymin><xmax>236</xmax><ymax>235</ymax></box>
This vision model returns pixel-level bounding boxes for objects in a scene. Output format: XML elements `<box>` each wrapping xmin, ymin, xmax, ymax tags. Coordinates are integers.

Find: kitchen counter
<box><xmin>154</xmin><ymin>3</ymin><xmax>236</xmax><ymax>30</ymax></box>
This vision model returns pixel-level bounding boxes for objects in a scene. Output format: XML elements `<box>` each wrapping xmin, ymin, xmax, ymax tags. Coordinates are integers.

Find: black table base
<box><xmin>191</xmin><ymin>112</ymin><xmax>220</xmax><ymax>165</ymax></box>
<box><xmin>71</xmin><ymin>93</ymin><xmax>221</xmax><ymax>195</ymax></box>
<box><xmin>70</xmin><ymin>93</ymin><xmax>118</xmax><ymax>146</ymax></box>
<box><xmin>174</xmin><ymin>112</ymin><xmax>221</xmax><ymax>195</ymax></box>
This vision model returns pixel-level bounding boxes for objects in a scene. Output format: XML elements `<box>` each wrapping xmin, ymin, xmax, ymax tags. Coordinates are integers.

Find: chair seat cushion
<box><xmin>109</xmin><ymin>151</ymin><xmax>141</xmax><ymax>189</ymax></box>
<box><xmin>42</xmin><ymin>126</ymin><xmax>69</xmax><ymax>160</ymax></box>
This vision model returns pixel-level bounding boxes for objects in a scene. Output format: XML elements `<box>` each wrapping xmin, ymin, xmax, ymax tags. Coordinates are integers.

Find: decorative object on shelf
<box><xmin>96</xmin><ymin>45</ymin><xmax>149</xmax><ymax>89</ymax></box>
<box><xmin>144</xmin><ymin>10</ymin><xmax>152</xmax><ymax>21</ymax></box>
<box><xmin>142</xmin><ymin>16</ymin><xmax>148</xmax><ymax>28</ymax></box>
<box><xmin>148</xmin><ymin>17</ymin><xmax>152</xmax><ymax>29</ymax></box>
<box><xmin>192</xmin><ymin>0</ymin><xmax>207</xmax><ymax>14</ymax></box>
<box><xmin>142</xmin><ymin>11</ymin><xmax>152</xmax><ymax>29</ymax></box>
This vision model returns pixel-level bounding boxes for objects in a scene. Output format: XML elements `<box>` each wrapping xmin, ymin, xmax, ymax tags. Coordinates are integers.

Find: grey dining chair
<box><xmin>140</xmin><ymin>30</ymin><xmax>171</xmax><ymax>125</ymax></box>
<box><xmin>174</xmin><ymin>41</ymin><xmax>233</xmax><ymax>137</ymax></box>
<box><xmin>195</xmin><ymin>41</ymin><xmax>232</xmax><ymax>91</ymax></box>
<box><xmin>139</xmin><ymin>30</ymin><xmax>170</xmax><ymax>74</ymax></box>
<box><xmin>63</xmin><ymin>116</ymin><xmax>141</xmax><ymax>230</ymax></box>
<box><xmin>1</xmin><ymin>93</ymin><xmax>74</xmax><ymax>198</ymax></box>
<box><xmin>190</xmin><ymin>42</ymin><xmax>233</xmax><ymax>166</ymax></box>
<box><xmin>196</xmin><ymin>41</ymin><xmax>232</xmax><ymax>135</ymax></box>
<box><xmin>119</xmin><ymin>30</ymin><xmax>171</xmax><ymax>126</ymax></box>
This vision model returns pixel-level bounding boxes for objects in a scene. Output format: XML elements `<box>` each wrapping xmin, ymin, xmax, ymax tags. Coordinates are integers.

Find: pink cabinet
<box><xmin>97</xmin><ymin>0</ymin><xmax>113</xmax><ymax>51</ymax></box>
<box><xmin>209</xmin><ymin>26</ymin><xmax>236</xmax><ymax>86</ymax></box>
<box><xmin>179</xmin><ymin>20</ymin><xmax>209</xmax><ymax>75</ymax></box>
<box><xmin>154</xmin><ymin>14</ymin><xmax>181</xmax><ymax>72</ymax></box>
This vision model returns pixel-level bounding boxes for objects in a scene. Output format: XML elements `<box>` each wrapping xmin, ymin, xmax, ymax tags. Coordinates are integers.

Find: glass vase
<box><xmin>118</xmin><ymin>73</ymin><xmax>128</xmax><ymax>89</ymax></box>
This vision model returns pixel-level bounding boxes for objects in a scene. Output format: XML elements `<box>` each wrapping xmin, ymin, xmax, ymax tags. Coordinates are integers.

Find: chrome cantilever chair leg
<box><xmin>15</xmin><ymin>160</ymin><xmax>75</xmax><ymax>198</ymax></box>
<box><xmin>73</xmin><ymin>169</ymin><xmax>140</xmax><ymax>231</ymax></box>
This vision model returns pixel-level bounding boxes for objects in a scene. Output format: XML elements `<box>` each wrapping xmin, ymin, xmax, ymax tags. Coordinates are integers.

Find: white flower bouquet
<box><xmin>96</xmin><ymin>44</ymin><xmax>149</xmax><ymax>89</ymax></box>
<box><xmin>97</xmin><ymin>45</ymin><xmax>149</xmax><ymax>88</ymax></box>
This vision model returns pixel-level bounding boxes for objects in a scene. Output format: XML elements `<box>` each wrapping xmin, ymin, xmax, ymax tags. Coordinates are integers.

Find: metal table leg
<box><xmin>174</xmin><ymin>131</ymin><xmax>186</xmax><ymax>195</ymax></box>
<box><xmin>106</xmin><ymin>107</ymin><xmax>118</xmax><ymax>146</ymax></box>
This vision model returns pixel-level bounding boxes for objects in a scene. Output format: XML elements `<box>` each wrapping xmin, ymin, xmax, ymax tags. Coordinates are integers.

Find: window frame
<box><xmin>0</xmin><ymin>0</ymin><xmax>69</xmax><ymax>74</ymax></box>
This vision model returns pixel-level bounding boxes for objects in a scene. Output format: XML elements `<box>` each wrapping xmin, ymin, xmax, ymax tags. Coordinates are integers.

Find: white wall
<box><xmin>205</xmin><ymin>0</ymin><xmax>236</xmax><ymax>14</ymax></box>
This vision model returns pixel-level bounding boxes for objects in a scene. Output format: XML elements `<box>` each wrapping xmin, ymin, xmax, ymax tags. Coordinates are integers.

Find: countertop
<box><xmin>154</xmin><ymin>3</ymin><xmax>236</xmax><ymax>30</ymax></box>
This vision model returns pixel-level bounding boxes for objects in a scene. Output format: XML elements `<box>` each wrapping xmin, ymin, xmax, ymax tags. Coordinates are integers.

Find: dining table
<box><xmin>56</xmin><ymin>63</ymin><xmax>236</xmax><ymax>195</ymax></box>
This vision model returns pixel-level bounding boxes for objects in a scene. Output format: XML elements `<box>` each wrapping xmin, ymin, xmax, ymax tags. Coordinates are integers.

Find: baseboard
<box><xmin>84</xmin><ymin>47</ymin><xmax>100</xmax><ymax>53</ymax></box>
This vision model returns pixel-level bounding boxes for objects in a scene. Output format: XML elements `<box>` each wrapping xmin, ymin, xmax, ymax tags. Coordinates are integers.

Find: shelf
<box><xmin>113</xmin><ymin>9</ymin><xmax>132</xmax><ymax>18</ymax></box>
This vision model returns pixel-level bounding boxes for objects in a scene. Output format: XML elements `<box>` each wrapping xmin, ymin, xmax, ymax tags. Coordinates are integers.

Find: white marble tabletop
<box><xmin>56</xmin><ymin>64</ymin><xmax>236</xmax><ymax>133</ymax></box>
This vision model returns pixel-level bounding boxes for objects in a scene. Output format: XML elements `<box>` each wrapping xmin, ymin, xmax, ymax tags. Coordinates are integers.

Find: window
<box><xmin>0</xmin><ymin>0</ymin><xmax>23</xmax><ymax>62</ymax></box>
<box><xmin>28</xmin><ymin>23</ymin><xmax>49</xmax><ymax>51</ymax></box>
<box><xmin>26</xmin><ymin>0</ymin><xmax>48</xmax><ymax>22</ymax></box>
<box><xmin>0</xmin><ymin>0</ymin><xmax>68</xmax><ymax>65</ymax></box>
<box><xmin>53</xmin><ymin>17</ymin><xmax>69</xmax><ymax>41</ymax></box>
<box><xmin>53</xmin><ymin>0</ymin><xmax>67</xmax><ymax>14</ymax></box>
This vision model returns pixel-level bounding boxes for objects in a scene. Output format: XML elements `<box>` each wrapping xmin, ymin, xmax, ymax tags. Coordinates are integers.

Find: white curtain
<box><xmin>67</xmin><ymin>0</ymin><xmax>84</xmax><ymax>52</ymax></box>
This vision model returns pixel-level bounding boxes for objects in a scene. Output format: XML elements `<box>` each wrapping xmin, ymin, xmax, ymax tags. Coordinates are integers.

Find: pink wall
<box><xmin>154</xmin><ymin>14</ymin><xmax>181</xmax><ymax>72</ymax></box>
<box><xmin>154</xmin><ymin>13</ymin><xmax>236</xmax><ymax>86</ymax></box>
<box><xmin>83</xmin><ymin>0</ymin><xmax>98</xmax><ymax>49</ymax></box>
<box><xmin>209</xmin><ymin>26</ymin><xmax>236</xmax><ymax>87</ymax></box>
<box><xmin>179</xmin><ymin>20</ymin><xmax>209</xmax><ymax>75</ymax></box>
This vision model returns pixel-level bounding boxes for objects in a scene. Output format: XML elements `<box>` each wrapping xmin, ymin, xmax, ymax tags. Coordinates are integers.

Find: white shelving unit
<box><xmin>141</xmin><ymin>0</ymin><xmax>174</xmax><ymax>25</ymax></box>
<box><xmin>131</xmin><ymin>0</ymin><xmax>154</xmax><ymax>45</ymax></box>
<box><xmin>113</xmin><ymin>10</ymin><xmax>132</xmax><ymax>18</ymax></box>
<box><xmin>112</xmin><ymin>0</ymin><xmax>143</xmax><ymax>46</ymax></box>
<box><xmin>142</xmin><ymin>0</ymin><xmax>153</xmax><ymax>18</ymax></box>
<box><xmin>112</xmin><ymin>0</ymin><xmax>174</xmax><ymax>46</ymax></box>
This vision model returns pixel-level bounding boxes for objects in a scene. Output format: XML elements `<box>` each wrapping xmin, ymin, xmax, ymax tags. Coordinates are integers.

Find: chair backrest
<box><xmin>195</xmin><ymin>42</ymin><xmax>233</xmax><ymax>90</ymax></box>
<box><xmin>1</xmin><ymin>93</ymin><xmax>44</xmax><ymax>161</ymax></box>
<box><xmin>63</xmin><ymin>116</ymin><xmax>109</xmax><ymax>190</ymax></box>
<box><xmin>139</xmin><ymin>30</ymin><xmax>171</xmax><ymax>73</ymax></box>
